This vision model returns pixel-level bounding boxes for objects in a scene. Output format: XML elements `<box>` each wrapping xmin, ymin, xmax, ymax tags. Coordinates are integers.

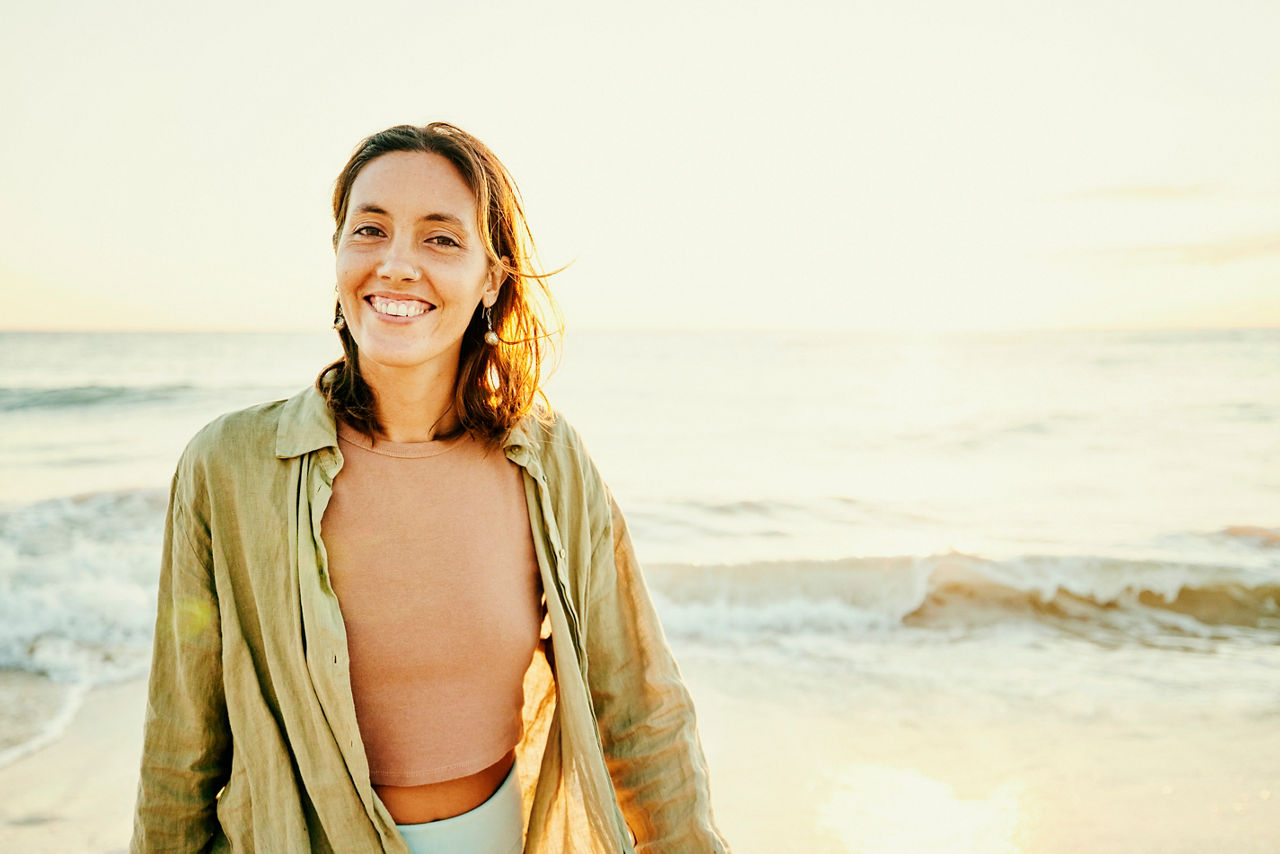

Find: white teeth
<box><xmin>371</xmin><ymin>297</ymin><xmax>429</xmax><ymax>317</ymax></box>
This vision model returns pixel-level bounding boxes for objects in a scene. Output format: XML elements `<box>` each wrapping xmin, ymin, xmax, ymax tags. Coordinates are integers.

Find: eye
<box><xmin>427</xmin><ymin>235</ymin><xmax>461</xmax><ymax>248</ymax></box>
<box><xmin>352</xmin><ymin>224</ymin><xmax>384</xmax><ymax>238</ymax></box>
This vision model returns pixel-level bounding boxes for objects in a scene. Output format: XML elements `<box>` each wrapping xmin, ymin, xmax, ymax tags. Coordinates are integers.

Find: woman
<box><xmin>131</xmin><ymin>122</ymin><xmax>728</xmax><ymax>853</ymax></box>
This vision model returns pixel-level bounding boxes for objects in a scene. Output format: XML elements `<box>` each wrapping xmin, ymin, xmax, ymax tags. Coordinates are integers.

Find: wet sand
<box><xmin>0</xmin><ymin>678</ymin><xmax>142</xmax><ymax>853</ymax></box>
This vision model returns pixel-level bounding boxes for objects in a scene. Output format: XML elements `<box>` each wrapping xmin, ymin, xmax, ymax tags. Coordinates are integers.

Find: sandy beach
<box><xmin>2</xmin><ymin>654</ymin><xmax>1278</xmax><ymax>853</ymax></box>
<box><xmin>685</xmin><ymin>655</ymin><xmax>1280</xmax><ymax>854</ymax></box>
<box><xmin>0</xmin><ymin>678</ymin><xmax>142</xmax><ymax>853</ymax></box>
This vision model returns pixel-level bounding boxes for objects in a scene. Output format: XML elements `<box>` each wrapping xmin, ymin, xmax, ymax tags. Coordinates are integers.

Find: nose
<box><xmin>376</xmin><ymin>236</ymin><xmax>420</xmax><ymax>282</ymax></box>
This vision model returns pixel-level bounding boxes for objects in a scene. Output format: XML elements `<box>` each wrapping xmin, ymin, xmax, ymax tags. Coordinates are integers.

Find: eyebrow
<box><xmin>353</xmin><ymin>204</ymin><xmax>467</xmax><ymax>229</ymax></box>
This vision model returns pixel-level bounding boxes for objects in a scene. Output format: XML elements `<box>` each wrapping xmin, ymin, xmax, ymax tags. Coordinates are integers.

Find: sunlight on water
<box><xmin>820</xmin><ymin>766</ymin><xmax>1024</xmax><ymax>854</ymax></box>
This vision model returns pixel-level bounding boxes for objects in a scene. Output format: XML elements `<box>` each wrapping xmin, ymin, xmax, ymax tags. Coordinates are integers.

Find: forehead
<box><xmin>347</xmin><ymin>150</ymin><xmax>478</xmax><ymax>226</ymax></box>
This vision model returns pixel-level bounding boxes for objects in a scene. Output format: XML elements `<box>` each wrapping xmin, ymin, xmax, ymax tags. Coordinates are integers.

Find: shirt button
<box><xmin>557</xmin><ymin>547</ymin><xmax>566</xmax><ymax>559</ymax></box>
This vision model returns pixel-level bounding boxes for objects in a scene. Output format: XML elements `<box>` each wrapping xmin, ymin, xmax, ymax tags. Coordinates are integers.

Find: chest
<box><xmin>319</xmin><ymin>436</ymin><xmax>543</xmax><ymax>674</ymax></box>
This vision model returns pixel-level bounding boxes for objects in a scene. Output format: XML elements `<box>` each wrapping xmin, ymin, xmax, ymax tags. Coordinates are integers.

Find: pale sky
<box><xmin>2</xmin><ymin>0</ymin><xmax>1278</xmax><ymax>332</ymax></box>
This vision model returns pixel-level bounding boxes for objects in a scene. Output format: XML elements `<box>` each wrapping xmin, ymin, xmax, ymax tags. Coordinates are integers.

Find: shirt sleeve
<box><xmin>585</xmin><ymin>489</ymin><xmax>731</xmax><ymax>853</ymax></box>
<box><xmin>130</xmin><ymin>467</ymin><xmax>230</xmax><ymax>853</ymax></box>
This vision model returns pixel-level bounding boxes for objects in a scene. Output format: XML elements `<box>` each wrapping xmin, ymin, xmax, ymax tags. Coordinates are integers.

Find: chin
<box><xmin>355</xmin><ymin>339</ymin><xmax>459</xmax><ymax>374</ymax></box>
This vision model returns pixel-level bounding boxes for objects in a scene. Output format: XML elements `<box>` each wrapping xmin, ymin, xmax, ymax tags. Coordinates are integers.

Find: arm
<box><xmin>586</xmin><ymin>490</ymin><xmax>730</xmax><ymax>853</ymax></box>
<box><xmin>130</xmin><ymin>468</ymin><xmax>230</xmax><ymax>853</ymax></box>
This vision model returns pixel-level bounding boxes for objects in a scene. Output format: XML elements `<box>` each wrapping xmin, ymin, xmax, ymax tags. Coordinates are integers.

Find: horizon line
<box><xmin>3</xmin><ymin>323</ymin><xmax>1279</xmax><ymax>336</ymax></box>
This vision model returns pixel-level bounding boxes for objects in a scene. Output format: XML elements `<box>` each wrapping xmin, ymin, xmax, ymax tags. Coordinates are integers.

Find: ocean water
<box><xmin>1</xmin><ymin>329</ymin><xmax>1278</xmax><ymax>764</ymax></box>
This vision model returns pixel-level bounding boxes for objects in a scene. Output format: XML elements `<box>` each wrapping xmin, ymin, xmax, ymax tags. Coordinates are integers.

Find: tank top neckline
<box><xmin>336</xmin><ymin>418</ymin><xmax>469</xmax><ymax>460</ymax></box>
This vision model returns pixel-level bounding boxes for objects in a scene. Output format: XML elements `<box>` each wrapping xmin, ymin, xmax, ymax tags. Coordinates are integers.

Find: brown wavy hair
<box><xmin>317</xmin><ymin>122</ymin><xmax>562</xmax><ymax>443</ymax></box>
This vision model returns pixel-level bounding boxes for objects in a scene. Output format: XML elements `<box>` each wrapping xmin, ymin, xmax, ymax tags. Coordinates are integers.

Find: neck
<box><xmin>360</xmin><ymin>357</ymin><xmax>462</xmax><ymax>443</ymax></box>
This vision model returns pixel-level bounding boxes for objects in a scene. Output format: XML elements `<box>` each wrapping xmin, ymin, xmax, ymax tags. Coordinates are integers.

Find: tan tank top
<box><xmin>320</xmin><ymin>419</ymin><xmax>543</xmax><ymax>786</ymax></box>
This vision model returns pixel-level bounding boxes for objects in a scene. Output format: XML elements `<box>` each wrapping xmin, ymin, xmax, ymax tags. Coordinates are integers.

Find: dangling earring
<box><xmin>483</xmin><ymin>305</ymin><xmax>499</xmax><ymax>345</ymax></box>
<box><xmin>333</xmin><ymin>303</ymin><xmax>346</xmax><ymax>331</ymax></box>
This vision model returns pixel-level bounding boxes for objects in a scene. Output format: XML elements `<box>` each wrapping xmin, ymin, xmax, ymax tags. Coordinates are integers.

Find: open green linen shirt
<box><xmin>130</xmin><ymin>382</ymin><xmax>728</xmax><ymax>853</ymax></box>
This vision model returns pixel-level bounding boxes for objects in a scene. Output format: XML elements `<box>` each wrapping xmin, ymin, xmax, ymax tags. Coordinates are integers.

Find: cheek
<box><xmin>334</xmin><ymin>255</ymin><xmax>365</xmax><ymax>291</ymax></box>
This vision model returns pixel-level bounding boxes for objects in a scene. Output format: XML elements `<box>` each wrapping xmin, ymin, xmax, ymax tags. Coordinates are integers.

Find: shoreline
<box><xmin>0</xmin><ymin>669</ymin><xmax>87</xmax><ymax>767</ymax></box>
<box><xmin>0</xmin><ymin>678</ymin><xmax>145</xmax><ymax>854</ymax></box>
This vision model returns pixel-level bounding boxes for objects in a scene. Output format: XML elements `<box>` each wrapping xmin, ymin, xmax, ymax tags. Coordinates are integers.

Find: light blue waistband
<box><xmin>394</xmin><ymin>762</ymin><xmax>523</xmax><ymax>854</ymax></box>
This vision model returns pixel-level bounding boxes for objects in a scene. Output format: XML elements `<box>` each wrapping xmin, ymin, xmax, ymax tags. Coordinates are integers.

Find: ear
<box><xmin>482</xmin><ymin>256</ymin><xmax>509</xmax><ymax>308</ymax></box>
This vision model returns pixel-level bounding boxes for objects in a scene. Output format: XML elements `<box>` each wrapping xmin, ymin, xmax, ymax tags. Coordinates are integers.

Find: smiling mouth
<box><xmin>367</xmin><ymin>296</ymin><xmax>435</xmax><ymax>318</ymax></box>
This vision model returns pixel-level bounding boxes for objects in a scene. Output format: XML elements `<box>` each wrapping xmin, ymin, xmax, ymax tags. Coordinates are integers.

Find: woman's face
<box><xmin>335</xmin><ymin>150</ymin><xmax>498</xmax><ymax>383</ymax></box>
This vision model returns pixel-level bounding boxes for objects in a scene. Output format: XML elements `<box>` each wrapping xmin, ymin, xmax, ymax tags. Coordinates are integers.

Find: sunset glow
<box><xmin>2</xmin><ymin>0</ymin><xmax>1277</xmax><ymax>333</ymax></box>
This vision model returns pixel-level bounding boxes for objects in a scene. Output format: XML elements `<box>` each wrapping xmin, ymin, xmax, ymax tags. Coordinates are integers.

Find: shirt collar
<box><xmin>275</xmin><ymin>382</ymin><xmax>339</xmax><ymax>459</ymax></box>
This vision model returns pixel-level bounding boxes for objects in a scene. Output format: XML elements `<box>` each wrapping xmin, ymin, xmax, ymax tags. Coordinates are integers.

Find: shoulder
<box><xmin>180</xmin><ymin>399</ymin><xmax>289</xmax><ymax>476</ymax></box>
<box><xmin>514</xmin><ymin>405</ymin><xmax>613</xmax><ymax>518</ymax></box>
<box><xmin>514</xmin><ymin>405</ymin><xmax>595</xmax><ymax>476</ymax></box>
<box><xmin>171</xmin><ymin>392</ymin><xmax>323</xmax><ymax>520</ymax></box>
<box><xmin>180</xmin><ymin>380</ymin><xmax>335</xmax><ymax>472</ymax></box>
<box><xmin>160</xmin><ymin>399</ymin><xmax>290</xmax><ymax>539</ymax></box>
